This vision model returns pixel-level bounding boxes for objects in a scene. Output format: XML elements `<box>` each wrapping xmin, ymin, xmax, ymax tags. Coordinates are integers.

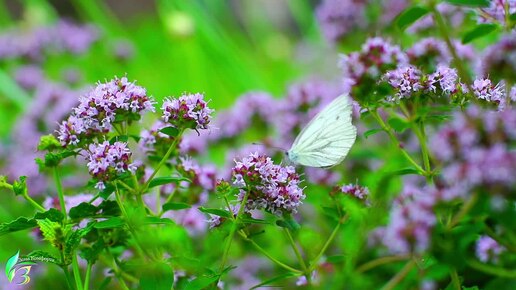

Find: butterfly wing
<box><xmin>288</xmin><ymin>94</ymin><xmax>357</xmax><ymax>167</ymax></box>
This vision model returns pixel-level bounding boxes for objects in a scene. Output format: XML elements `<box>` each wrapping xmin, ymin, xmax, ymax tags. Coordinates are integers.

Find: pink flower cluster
<box><xmin>161</xmin><ymin>93</ymin><xmax>213</xmax><ymax>130</ymax></box>
<box><xmin>232</xmin><ymin>153</ymin><xmax>305</xmax><ymax>215</ymax></box>
<box><xmin>86</xmin><ymin>141</ymin><xmax>136</xmax><ymax>190</ymax></box>
<box><xmin>57</xmin><ymin>77</ymin><xmax>155</xmax><ymax>147</ymax></box>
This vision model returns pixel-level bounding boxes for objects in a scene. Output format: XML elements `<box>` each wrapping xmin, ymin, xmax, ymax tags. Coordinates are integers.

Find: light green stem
<box><xmin>370</xmin><ymin>110</ymin><xmax>425</xmax><ymax>174</ymax></box>
<box><xmin>381</xmin><ymin>260</ymin><xmax>416</xmax><ymax>290</ymax></box>
<box><xmin>72</xmin><ymin>253</ymin><xmax>84</xmax><ymax>290</ymax></box>
<box><xmin>53</xmin><ymin>167</ymin><xmax>67</xmax><ymax>221</ymax></box>
<box><xmin>467</xmin><ymin>260</ymin><xmax>516</xmax><ymax>278</ymax></box>
<box><xmin>142</xmin><ymin>129</ymin><xmax>185</xmax><ymax>193</ymax></box>
<box><xmin>84</xmin><ymin>262</ymin><xmax>92</xmax><ymax>290</ymax></box>
<box><xmin>219</xmin><ymin>188</ymin><xmax>250</xmax><ymax>272</ymax></box>
<box><xmin>450</xmin><ymin>269</ymin><xmax>461</xmax><ymax>290</ymax></box>
<box><xmin>446</xmin><ymin>192</ymin><xmax>479</xmax><ymax>230</ymax></box>
<box><xmin>238</xmin><ymin>230</ymin><xmax>302</xmax><ymax>274</ymax></box>
<box><xmin>356</xmin><ymin>255</ymin><xmax>411</xmax><ymax>273</ymax></box>
<box><xmin>1</xmin><ymin>182</ymin><xmax>46</xmax><ymax>212</ymax></box>
<box><xmin>284</xmin><ymin>228</ymin><xmax>309</xmax><ymax>277</ymax></box>
<box><xmin>309</xmin><ymin>215</ymin><xmax>348</xmax><ymax>272</ymax></box>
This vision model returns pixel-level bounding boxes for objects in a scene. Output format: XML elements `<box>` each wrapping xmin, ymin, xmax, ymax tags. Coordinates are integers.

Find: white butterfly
<box><xmin>287</xmin><ymin>94</ymin><xmax>357</xmax><ymax>168</ymax></box>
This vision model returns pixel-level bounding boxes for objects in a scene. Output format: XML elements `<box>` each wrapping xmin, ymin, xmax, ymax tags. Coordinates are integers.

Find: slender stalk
<box><xmin>446</xmin><ymin>191</ymin><xmax>479</xmax><ymax>230</ymax></box>
<box><xmin>484</xmin><ymin>225</ymin><xmax>516</xmax><ymax>253</ymax></box>
<box><xmin>467</xmin><ymin>259</ymin><xmax>516</xmax><ymax>278</ymax></box>
<box><xmin>60</xmin><ymin>251</ymin><xmax>75</xmax><ymax>290</ymax></box>
<box><xmin>309</xmin><ymin>215</ymin><xmax>349</xmax><ymax>272</ymax></box>
<box><xmin>356</xmin><ymin>255</ymin><xmax>411</xmax><ymax>273</ymax></box>
<box><xmin>219</xmin><ymin>188</ymin><xmax>250</xmax><ymax>272</ymax></box>
<box><xmin>412</xmin><ymin>121</ymin><xmax>433</xmax><ymax>182</ymax></box>
<box><xmin>53</xmin><ymin>167</ymin><xmax>67</xmax><ymax>221</ymax></box>
<box><xmin>450</xmin><ymin>269</ymin><xmax>461</xmax><ymax>290</ymax></box>
<box><xmin>429</xmin><ymin>2</ymin><xmax>473</xmax><ymax>93</ymax></box>
<box><xmin>84</xmin><ymin>263</ymin><xmax>92</xmax><ymax>290</ymax></box>
<box><xmin>72</xmin><ymin>253</ymin><xmax>84</xmax><ymax>290</ymax></box>
<box><xmin>381</xmin><ymin>260</ymin><xmax>416</xmax><ymax>290</ymax></box>
<box><xmin>369</xmin><ymin>110</ymin><xmax>425</xmax><ymax>174</ymax></box>
<box><xmin>1</xmin><ymin>180</ymin><xmax>46</xmax><ymax>212</ymax></box>
<box><xmin>284</xmin><ymin>228</ymin><xmax>308</xmax><ymax>275</ymax></box>
<box><xmin>142</xmin><ymin>129</ymin><xmax>185</xmax><ymax>193</ymax></box>
<box><xmin>117</xmin><ymin>180</ymin><xmax>136</xmax><ymax>194</ymax></box>
<box><xmin>238</xmin><ymin>230</ymin><xmax>302</xmax><ymax>274</ymax></box>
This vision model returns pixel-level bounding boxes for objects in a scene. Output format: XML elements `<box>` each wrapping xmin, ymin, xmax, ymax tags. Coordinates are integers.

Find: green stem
<box><xmin>412</xmin><ymin>121</ymin><xmax>433</xmax><ymax>182</ymax></box>
<box><xmin>356</xmin><ymin>255</ymin><xmax>411</xmax><ymax>273</ymax></box>
<box><xmin>381</xmin><ymin>260</ymin><xmax>416</xmax><ymax>290</ymax></box>
<box><xmin>53</xmin><ymin>167</ymin><xmax>67</xmax><ymax>221</ymax></box>
<box><xmin>1</xmin><ymin>179</ymin><xmax>46</xmax><ymax>211</ymax></box>
<box><xmin>72</xmin><ymin>253</ymin><xmax>84</xmax><ymax>290</ymax></box>
<box><xmin>238</xmin><ymin>230</ymin><xmax>302</xmax><ymax>274</ymax></box>
<box><xmin>446</xmin><ymin>191</ymin><xmax>479</xmax><ymax>230</ymax></box>
<box><xmin>284</xmin><ymin>228</ymin><xmax>308</xmax><ymax>276</ymax></box>
<box><xmin>219</xmin><ymin>187</ymin><xmax>250</xmax><ymax>272</ymax></box>
<box><xmin>370</xmin><ymin>110</ymin><xmax>425</xmax><ymax>174</ymax></box>
<box><xmin>309</xmin><ymin>215</ymin><xmax>348</xmax><ymax>272</ymax></box>
<box><xmin>84</xmin><ymin>262</ymin><xmax>92</xmax><ymax>290</ymax></box>
<box><xmin>105</xmin><ymin>250</ymin><xmax>131</xmax><ymax>290</ymax></box>
<box><xmin>60</xmin><ymin>251</ymin><xmax>75</xmax><ymax>290</ymax></box>
<box><xmin>429</xmin><ymin>2</ymin><xmax>473</xmax><ymax>92</ymax></box>
<box><xmin>142</xmin><ymin>129</ymin><xmax>185</xmax><ymax>193</ymax></box>
<box><xmin>117</xmin><ymin>180</ymin><xmax>136</xmax><ymax>194</ymax></box>
<box><xmin>450</xmin><ymin>269</ymin><xmax>461</xmax><ymax>290</ymax></box>
<box><xmin>467</xmin><ymin>259</ymin><xmax>516</xmax><ymax>278</ymax></box>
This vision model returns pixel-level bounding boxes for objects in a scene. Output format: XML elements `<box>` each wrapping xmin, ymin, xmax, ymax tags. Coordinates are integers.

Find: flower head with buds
<box><xmin>231</xmin><ymin>152</ymin><xmax>305</xmax><ymax>215</ymax></box>
<box><xmin>161</xmin><ymin>93</ymin><xmax>213</xmax><ymax>131</ymax></box>
<box><xmin>86</xmin><ymin>141</ymin><xmax>136</xmax><ymax>190</ymax></box>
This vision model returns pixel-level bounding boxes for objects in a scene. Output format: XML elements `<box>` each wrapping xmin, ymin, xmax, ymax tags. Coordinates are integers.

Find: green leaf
<box><xmin>98</xmin><ymin>200</ymin><xmax>121</xmax><ymax>216</ymax></box>
<box><xmin>198</xmin><ymin>207</ymin><xmax>232</xmax><ymax>218</ymax></box>
<box><xmin>363</xmin><ymin>128</ymin><xmax>383</xmax><ymax>139</ymax></box>
<box><xmin>184</xmin><ymin>274</ymin><xmax>219</xmax><ymax>290</ymax></box>
<box><xmin>0</xmin><ymin>208</ymin><xmax>63</xmax><ymax>236</ymax></box>
<box><xmin>64</xmin><ymin>223</ymin><xmax>95</xmax><ymax>265</ymax></box>
<box><xmin>240</xmin><ymin>216</ymin><xmax>271</xmax><ymax>225</ymax></box>
<box><xmin>143</xmin><ymin>217</ymin><xmax>175</xmax><ymax>225</ymax></box>
<box><xmin>276</xmin><ymin>215</ymin><xmax>300</xmax><ymax>231</ymax></box>
<box><xmin>159</xmin><ymin>126</ymin><xmax>179</xmax><ymax>137</ymax></box>
<box><xmin>80</xmin><ymin>239</ymin><xmax>105</xmax><ymax>264</ymax></box>
<box><xmin>148</xmin><ymin>176</ymin><xmax>190</xmax><ymax>189</ymax></box>
<box><xmin>69</xmin><ymin>202</ymin><xmax>99</xmax><ymax>219</ymax></box>
<box><xmin>511</xmin><ymin>12</ymin><xmax>516</xmax><ymax>21</ymax></box>
<box><xmin>250</xmin><ymin>273</ymin><xmax>296</xmax><ymax>289</ymax></box>
<box><xmin>462</xmin><ymin>23</ymin><xmax>498</xmax><ymax>43</ymax></box>
<box><xmin>12</xmin><ymin>176</ymin><xmax>28</xmax><ymax>196</ymax></box>
<box><xmin>139</xmin><ymin>262</ymin><xmax>174</xmax><ymax>290</ymax></box>
<box><xmin>94</xmin><ymin>217</ymin><xmax>125</xmax><ymax>229</ymax></box>
<box><xmin>5</xmin><ymin>250</ymin><xmax>19</xmax><ymax>282</ymax></box>
<box><xmin>388</xmin><ymin>168</ymin><xmax>421</xmax><ymax>176</ymax></box>
<box><xmin>162</xmin><ymin>202</ymin><xmax>191</xmax><ymax>212</ymax></box>
<box><xmin>388</xmin><ymin>117</ymin><xmax>410</xmax><ymax>132</ymax></box>
<box><xmin>99</xmin><ymin>183</ymin><xmax>115</xmax><ymax>199</ymax></box>
<box><xmin>396</xmin><ymin>6</ymin><xmax>429</xmax><ymax>31</ymax></box>
<box><xmin>444</xmin><ymin>0</ymin><xmax>490</xmax><ymax>7</ymax></box>
<box><xmin>109</xmin><ymin>135</ymin><xmax>129</xmax><ymax>144</ymax></box>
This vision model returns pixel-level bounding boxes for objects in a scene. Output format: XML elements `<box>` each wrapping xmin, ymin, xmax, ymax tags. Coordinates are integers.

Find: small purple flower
<box><xmin>384</xmin><ymin>66</ymin><xmax>423</xmax><ymax>100</ymax></box>
<box><xmin>478</xmin><ymin>0</ymin><xmax>516</xmax><ymax>26</ymax></box>
<box><xmin>161</xmin><ymin>93</ymin><xmax>213</xmax><ymax>130</ymax></box>
<box><xmin>426</xmin><ymin>65</ymin><xmax>458</xmax><ymax>94</ymax></box>
<box><xmin>86</xmin><ymin>141</ymin><xmax>136</xmax><ymax>189</ymax></box>
<box><xmin>58</xmin><ymin>76</ymin><xmax>155</xmax><ymax>147</ymax></box>
<box><xmin>178</xmin><ymin>156</ymin><xmax>217</xmax><ymax>192</ymax></box>
<box><xmin>232</xmin><ymin>152</ymin><xmax>305</xmax><ymax>215</ymax></box>
<box><xmin>476</xmin><ymin>235</ymin><xmax>505</xmax><ymax>263</ymax></box>
<box><xmin>338</xmin><ymin>183</ymin><xmax>370</xmax><ymax>201</ymax></box>
<box><xmin>471</xmin><ymin>78</ymin><xmax>505</xmax><ymax>110</ymax></box>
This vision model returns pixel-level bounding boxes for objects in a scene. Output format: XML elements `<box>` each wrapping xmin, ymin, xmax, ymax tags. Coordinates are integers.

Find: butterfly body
<box><xmin>287</xmin><ymin>94</ymin><xmax>357</xmax><ymax>168</ymax></box>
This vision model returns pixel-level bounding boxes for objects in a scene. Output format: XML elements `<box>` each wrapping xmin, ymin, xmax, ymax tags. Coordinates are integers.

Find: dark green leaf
<box><xmin>396</xmin><ymin>6</ymin><xmax>429</xmax><ymax>31</ymax></box>
<box><xmin>109</xmin><ymin>135</ymin><xmax>129</xmax><ymax>144</ymax></box>
<box><xmin>511</xmin><ymin>12</ymin><xmax>516</xmax><ymax>21</ymax></box>
<box><xmin>69</xmin><ymin>202</ymin><xmax>98</xmax><ymax>219</ymax></box>
<box><xmin>143</xmin><ymin>217</ymin><xmax>175</xmax><ymax>225</ymax></box>
<box><xmin>184</xmin><ymin>274</ymin><xmax>219</xmax><ymax>290</ymax></box>
<box><xmin>444</xmin><ymin>0</ymin><xmax>489</xmax><ymax>7</ymax></box>
<box><xmin>80</xmin><ymin>239</ymin><xmax>105</xmax><ymax>264</ymax></box>
<box><xmin>99</xmin><ymin>183</ymin><xmax>115</xmax><ymax>199</ymax></box>
<box><xmin>159</xmin><ymin>126</ymin><xmax>179</xmax><ymax>137</ymax></box>
<box><xmin>363</xmin><ymin>128</ymin><xmax>383</xmax><ymax>139</ymax></box>
<box><xmin>162</xmin><ymin>202</ymin><xmax>191</xmax><ymax>212</ymax></box>
<box><xmin>388</xmin><ymin>117</ymin><xmax>410</xmax><ymax>133</ymax></box>
<box><xmin>12</xmin><ymin>176</ymin><xmax>27</xmax><ymax>196</ymax></box>
<box><xmin>240</xmin><ymin>217</ymin><xmax>271</xmax><ymax>225</ymax></box>
<box><xmin>98</xmin><ymin>200</ymin><xmax>121</xmax><ymax>216</ymax></box>
<box><xmin>148</xmin><ymin>176</ymin><xmax>190</xmax><ymax>189</ymax></box>
<box><xmin>276</xmin><ymin>216</ymin><xmax>300</xmax><ymax>231</ymax></box>
<box><xmin>198</xmin><ymin>207</ymin><xmax>232</xmax><ymax>218</ymax></box>
<box><xmin>64</xmin><ymin>223</ymin><xmax>95</xmax><ymax>264</ymax></box>
<box><xmin>462</xmin><ymin>23</ymin><xmax>498</xmax><ymax>43</ymax></box>
<box><xmin>139</xmin><ymin>262</ymin><xmax>174</xmax><ymax>290</ymax></box>
<box><xmin>388</xmin><ymin>168</ymin><xmax>421</xmax><ymax>176</ymax></box>
<box><xmin>94</xmin><ymin>217</ymin><xmax>125</xmax><ymax>229</ymax></box>
<box><xmin>250</xmin><ymin>273</ymin><xmax>296</xmax><ymax>289</ymax></box>
<box><xmin>0</xmin><ymin>208</ymin><xmax>64</xmax><ymax>236</ymax></box>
